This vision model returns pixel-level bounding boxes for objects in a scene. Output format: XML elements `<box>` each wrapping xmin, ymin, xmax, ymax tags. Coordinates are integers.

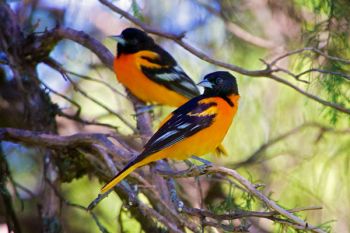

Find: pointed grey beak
<box><xmin>109</xmin><ymin>35</ymin><xmax>126</xmax><ymax>45</ymax></box>
<box><xmin>197</xmin><ymin>80</ymin><xmax>213</xmax><ymax>89</ymax></box>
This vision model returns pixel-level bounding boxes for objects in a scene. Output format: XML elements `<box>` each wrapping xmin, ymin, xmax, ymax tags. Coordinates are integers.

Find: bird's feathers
<box><xmin>139</xmin><ymin>45</ymin><xmax>200</xmax><ymax>99</ymax></box>
<box><xmin>137</xmin><ymin>96</ymin><xmax>217</xmax><ymax>160</ymax></box>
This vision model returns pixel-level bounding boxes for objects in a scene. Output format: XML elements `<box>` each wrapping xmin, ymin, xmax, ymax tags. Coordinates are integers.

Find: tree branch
<box><xmin>3</xmin><ymin>127</ymin><xmax>327</xmax><ymax>232</ymax></box>
<box><xmin>161</xmin><ymin>164</ymin><xmax>326</xmax><ymax>233</ymax></box>
<box><xmin>52</xmin><ymin>27</ymin><xmax>114</xmax><ymax>69</ymax></box>
<box><xmin>0</xmin><ymin>127</ymin><xmax>131</xmax><ymax>159</ymax></box>
<box><xmin>207</xmin><ymin>166</ymin><xmax>325</xmax><ymax>233</ymax></box>
<box><xmin>98</xmin><ymin>0</ymin><xmax>350</xmax><ymax>115</ymax></box>
<box><xmin>196</xmin><ymin>0</ymin><xmax>276</xmax><ymax>49</ymax></box>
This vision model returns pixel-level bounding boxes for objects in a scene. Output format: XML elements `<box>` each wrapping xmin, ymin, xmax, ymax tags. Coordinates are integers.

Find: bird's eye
<box><xmin>216</xmin><ymin>78</ymin><xmax>223</xmax><ymax>85</ymax></box>
<box><xmin>129</xmin><ymin>39</ymin><xmax>138</xmax><ymax>44</ymax></box>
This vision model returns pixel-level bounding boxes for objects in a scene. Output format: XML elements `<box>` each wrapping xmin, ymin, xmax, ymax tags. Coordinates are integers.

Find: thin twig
<box><xmin>268</xmin><ymin>73</ymin><xmax>349</xmax><ymax>114</ymax></box>
<box><xmin>183</xmin><ymin>205</ymin><xmax>322</xmax><ymax>221</ymax></box>
<box><xmin>270</xmin><ymin>47</ymin><xmax>350</xmax><ymax>66</ymax></box>
<box><xmin>296</xmin><ymin>68</ymin><xmax>350</xmax><ymax>81</ymax></box>
<box><xmin>196</xmin><ymin>0</ymin><xmax>275</xmax><ymax>49</ymax></box>
<box><xmin>40</xmin><ymin>80</ymin><xmax>82</xmax><ymax>116</ymax></box>
<box><xmin>57</xmin><ymin>110</ymin><xmax>120</xmax><ymax>131</ymax></box>
<box><xmin>44</xmin><ymin>58</ymin><xmax>136</xmax><ymax>132</ymax></box>
<box><xmin>45</xmin><ymin>180</ymin><xmax>110</xmax><ymax>233</ymax></box>
<box><xmin>66</xmin><ymin>70</ymin><xmax>126</xmax><ymax>97</ymax></box>
<box><xmin>233</xmin><ymin>122</ymin><xmax>350</xmax><ymax>168</ymax></box>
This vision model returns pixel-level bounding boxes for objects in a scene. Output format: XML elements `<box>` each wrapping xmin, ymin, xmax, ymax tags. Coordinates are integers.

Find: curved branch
<box><xmin>98</xmin><ymin>0</ymin><xmax>350</xmax><ymax>115</ymax></box>
<box><xmin>196</xmin><ymin>0</ymin><xmax>275</xmax><ymax>49</ymax></box>
<box><xmin>270</xmin><ymin>47</ymin><xmax>350</xmax><ymax>66</ymax></box>
<box><xmin>208</xmin><ymin>166</ymin><xmax>326</xmax><ymax>233</ymax></box>
<box><xmin>53</xmin><ymin>27</ymin><xmax>114</xmax><ymax>69</ymax></box>
<box><xmin>98</xmin><ymin>0</ymin><xmax>270</xmax><ymax>77</ymax></box>
<box><xmin>267</xmin><ymin>74</ymin><xmax>349</xmax><ymax>114</ymax></box>
<box><xmin>0</xmin><ymin>127</ymin><xmax>130</xmax><ymax>159</ymax></box>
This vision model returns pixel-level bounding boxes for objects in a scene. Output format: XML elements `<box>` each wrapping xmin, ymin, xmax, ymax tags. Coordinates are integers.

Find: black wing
<box><xmin>140</xmin><ymin>45</ymin><xmax>200</xmax><ymax>99</ymax></box>
<box><xmin>139</xmin><ymin>97</ymin><xmax>217</xmax><ymax>159</ymax></box>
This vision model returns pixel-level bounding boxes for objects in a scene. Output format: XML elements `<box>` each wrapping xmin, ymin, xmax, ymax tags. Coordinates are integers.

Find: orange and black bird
<box><xmin>101</xmin><ymin>71</ymin><xmax>239</xmax><ymax>194</ymax></box>
<box><xmin>112</xmin><ymin>27</ymin><xmax>200</xmax><ymax>107</ymax></box>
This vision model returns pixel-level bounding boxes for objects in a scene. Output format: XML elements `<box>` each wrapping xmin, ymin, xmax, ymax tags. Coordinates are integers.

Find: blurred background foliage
<box><xmin>0</xmin><ymin>0</ymin><xmax>349</xmax><ymax>232</ymax></box>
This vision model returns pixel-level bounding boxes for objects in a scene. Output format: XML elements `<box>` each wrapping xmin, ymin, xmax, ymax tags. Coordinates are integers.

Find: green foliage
<box><xmin>319</xmin><ymin>61</ymin><xmax>349</xmax><ymax>124</ymax></box>
<box><xmin>131</xmin><ymin>0</ymin><xmax>145</xmax><ymax>22</ymax></box>
<box><xmin>296</xmin><ymin>0</ymin><xmax>350</xmax><ymax>124</ymax></box>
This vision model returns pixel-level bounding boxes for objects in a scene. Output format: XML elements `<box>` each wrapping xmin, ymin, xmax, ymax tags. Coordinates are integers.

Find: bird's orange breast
<box><xmin>114</xmin><ymin>52</ymin><xmax>189</xmax><ymax>107</ymax></box>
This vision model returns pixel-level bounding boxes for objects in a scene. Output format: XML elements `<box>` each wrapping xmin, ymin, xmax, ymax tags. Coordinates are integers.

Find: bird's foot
<box><xmin>184</xmin><ymin>159</ymin><xmax>196</xmax><ymax>168</ymax></box>
<box><xmin>184</xmin><ymin>157</ymin><xmax>212</xmax><ymax>176</ymax></box>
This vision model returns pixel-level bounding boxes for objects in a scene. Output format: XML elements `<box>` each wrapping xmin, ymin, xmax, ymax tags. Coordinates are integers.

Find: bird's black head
<box><xmin>198</xmin><ymin>71</ymin><xmax>239</xmax><ymax>96</ymax></box>
<box><xmin>113</xmin><ymin>28</ymin><xmax>155</xmax><ymax>55</ymax></box>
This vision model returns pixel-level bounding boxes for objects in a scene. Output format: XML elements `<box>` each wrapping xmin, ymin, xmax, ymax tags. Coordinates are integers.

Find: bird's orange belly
<box><xmin>156</xmin><ymin>97</ymin><xmax>237</xmax><ymax>160</ymax></box>
<box><xmin>114</xmin><ymin>55</ymin><xmax>189</xmax><ymax>107</ymax></box>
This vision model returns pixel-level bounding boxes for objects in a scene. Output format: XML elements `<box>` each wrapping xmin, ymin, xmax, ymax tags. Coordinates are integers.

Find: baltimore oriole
<box><xmin>101</xmin><ymin>71</ymin><xmax>239</xmax><ymax>194</ymax></box>
<box><xmin>112</xmin><ymin>27</ymin><xmax>199</xmax><ymax>107</ymax></box>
